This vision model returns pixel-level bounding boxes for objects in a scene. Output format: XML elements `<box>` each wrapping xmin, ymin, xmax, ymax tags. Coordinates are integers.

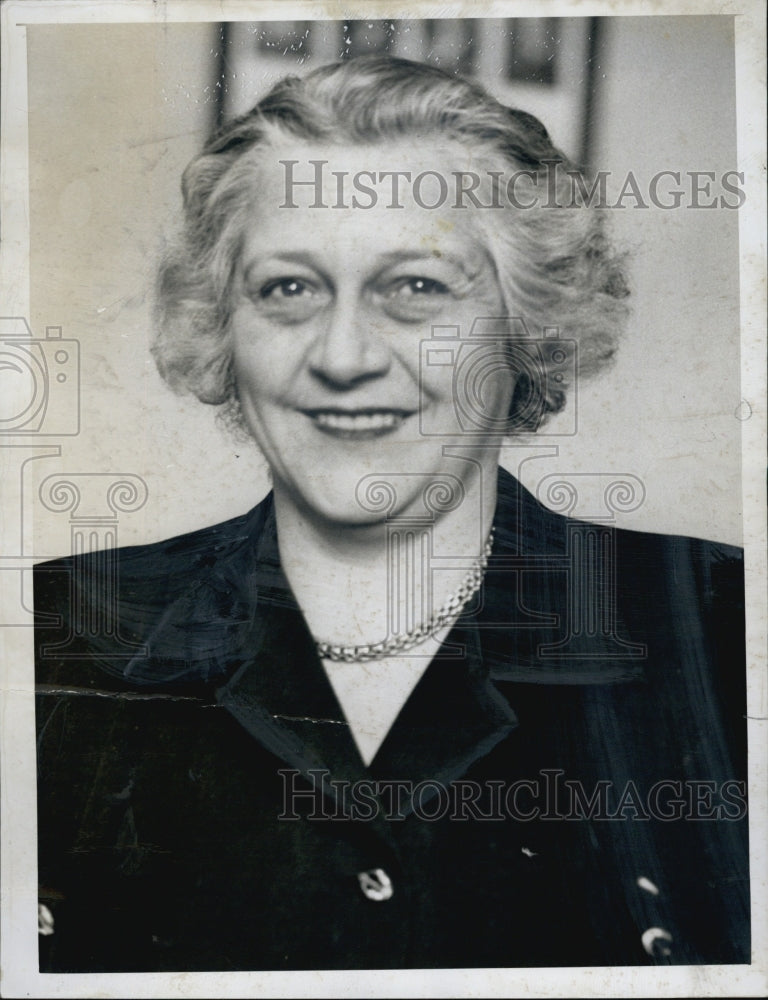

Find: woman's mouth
<box><xmin>302</xmin><ymin>409</ymin><xmax>414</xmax><ymax>439</ymax></box>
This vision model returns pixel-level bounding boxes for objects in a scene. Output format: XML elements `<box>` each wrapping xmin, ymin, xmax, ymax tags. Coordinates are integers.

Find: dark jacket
<box><xmin>35</xmin><ymin>469</ymin><xmax>750</xmax><ymax>971</ymax></box>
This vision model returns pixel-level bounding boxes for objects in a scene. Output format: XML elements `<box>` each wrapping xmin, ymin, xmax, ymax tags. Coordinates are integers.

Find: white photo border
<box><xmin>1</xmin><ymin>1</ymin><xmax>766</xmax><ymax>997</ymax></box>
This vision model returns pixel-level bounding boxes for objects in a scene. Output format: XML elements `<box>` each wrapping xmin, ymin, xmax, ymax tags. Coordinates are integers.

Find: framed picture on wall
<box><xmin>222</xmin><ymin>18</ymin><xmax>599</xmax><ymax>163</ymax></box>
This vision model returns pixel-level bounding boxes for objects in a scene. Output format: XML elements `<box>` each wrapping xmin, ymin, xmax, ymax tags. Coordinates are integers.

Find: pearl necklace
<box><xmin>315</xmin><ymin>529</ymin><xmax>495</xmax><ymax>663</ymax></box>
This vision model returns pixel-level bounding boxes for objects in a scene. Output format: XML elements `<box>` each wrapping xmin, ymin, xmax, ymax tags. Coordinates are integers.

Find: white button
<box><xmin>636</xmin><ymin>875</ymin><xmax>660</xmax><ymax>896</ymax></box>
<box><xmin>357</xmin><ymin>868</ymin><xmax>393</xmax><ymax>901</ymax></box>
<box><xmin>38</xmin><ymin>903</ymin><xmax>54</xmax><ymax>936</ymax></box>
<box><xmin>641</xmin><ymin>926</ymin><xmax>673</xmax><ymax>957</ymax></box>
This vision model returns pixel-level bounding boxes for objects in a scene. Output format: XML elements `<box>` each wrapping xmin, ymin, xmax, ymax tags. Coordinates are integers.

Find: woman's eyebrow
<box><xmin>245</xmin><ymin>249</ymin><xmax>475</xmax><ymax>268</ymax></box>
<box><xmin>373</xmin><ymin>249</ymin><xmax>483</xmax><ymax>278</ymax></box>
<box><xmin>240</xmin><ymin>252</ymin><xmax>331</xmax><ymax>287</ymax></box>
<box><xmin>243</xmin><ymin>251</ymin><xmax>324</xmax><ymax>271</ymax></box>
<box><xmin>240</xmin><ymin>248</ymin><xmax>486</xmax><ymax>286</ymax></box>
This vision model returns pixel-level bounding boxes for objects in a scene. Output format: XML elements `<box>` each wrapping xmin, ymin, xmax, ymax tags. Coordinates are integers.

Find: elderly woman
<box><xmin>35</xmin><ymin>56</ymin><xmax>749</xmax><ymax>971</ymax></box>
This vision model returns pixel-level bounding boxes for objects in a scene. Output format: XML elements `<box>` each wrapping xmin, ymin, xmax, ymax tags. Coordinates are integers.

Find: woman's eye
<box><xmin>248</xmin><ymin>276</ymin><xmax>325</xmax><ymax>323</ymax></box>
<box><xmin>260</xmin><ymin>278</ymin><xmax>311</xmax><ymax>300</ymax></box>
<box><xmin>379</xmin><ymin>276</ymin><xmax>452</xmax><ymax>322</ymax></box>
<box><xmin>393</xmin><ymin>277</ymin><xmax>450</xmax><ymax>297</ymax></box>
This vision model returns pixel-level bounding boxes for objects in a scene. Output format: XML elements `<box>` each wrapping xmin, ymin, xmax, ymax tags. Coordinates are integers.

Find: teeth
<box><xmin>313</xmin><ymin>412</ymin><xmax>401</xmax><ymax>430</ymax></box>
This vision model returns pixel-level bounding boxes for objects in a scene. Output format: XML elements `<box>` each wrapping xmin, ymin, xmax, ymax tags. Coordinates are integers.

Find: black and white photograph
<box><xmin>0</xmin><ymin>1</ymin><xmax>765</xmax><ymax>996</ymax></box>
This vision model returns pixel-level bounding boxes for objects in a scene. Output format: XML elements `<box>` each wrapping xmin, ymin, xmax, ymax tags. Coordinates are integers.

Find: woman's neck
<box><xmin>272</xmin><ymin>464</ymin><xmax>500</xmax><ymax>767</ymax></box>
<box><xmin>273</xmin><ymin>465</ymin><xmax>499</xmax><ymax>652</ymax></box>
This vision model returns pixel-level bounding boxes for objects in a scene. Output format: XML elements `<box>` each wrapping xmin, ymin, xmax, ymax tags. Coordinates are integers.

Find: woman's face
<box><xmin>230</xmin><ymin>139</ymin><xmax>515</xmax><ymax>527</ymax></box>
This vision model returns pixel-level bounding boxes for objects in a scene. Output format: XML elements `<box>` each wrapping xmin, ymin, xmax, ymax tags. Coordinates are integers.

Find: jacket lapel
<box><xmin>481</xmin><ymin>468</ymin><xmax>646</xmax><ymax>684</ymax></box>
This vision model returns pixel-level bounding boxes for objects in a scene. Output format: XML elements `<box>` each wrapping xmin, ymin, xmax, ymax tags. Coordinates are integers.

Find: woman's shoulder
<box><xmin>496</xmin><ymin>465</ymin><xmax>743</xmax><ymax>568</ymax></box>
<box><xmin>489</xmin><ymin>466</ymin><xmax>744</xmax><ymax>690</ymax></box>
<box><xmin>34</xmin><ymin>493</ymin><xmax>275</xmax><ymax>690</ymax></box>
<box><xmin>35</xmin><ymin>492</ymin><xmax>271</xmax><ymax>579</ymax></box>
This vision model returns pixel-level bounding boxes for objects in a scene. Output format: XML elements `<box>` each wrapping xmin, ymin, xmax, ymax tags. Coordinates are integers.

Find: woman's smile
<box><xmin>302</xmin><ymin>408</ymin><xmax>416</xmax><ymax>439</ymax></box>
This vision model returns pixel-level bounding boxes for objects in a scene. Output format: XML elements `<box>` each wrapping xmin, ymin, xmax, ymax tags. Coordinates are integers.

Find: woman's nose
<box><xmin>307</xmin><ymin>301</ymin><xmax>392</xmax><ymax>386</ymax></box>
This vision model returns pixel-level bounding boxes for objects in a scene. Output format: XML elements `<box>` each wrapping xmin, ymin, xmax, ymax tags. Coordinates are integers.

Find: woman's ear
<box><xmin>508</xmin><ymin>371</ymin><xmax>543</xmax><ymax>432</ymax></box>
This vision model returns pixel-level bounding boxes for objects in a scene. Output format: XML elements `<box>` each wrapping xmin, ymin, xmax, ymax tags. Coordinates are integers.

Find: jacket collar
<box><xmin>478</xmin><ymin>467</ymin><xmax>646</xmax><ymax>684</ymax></box>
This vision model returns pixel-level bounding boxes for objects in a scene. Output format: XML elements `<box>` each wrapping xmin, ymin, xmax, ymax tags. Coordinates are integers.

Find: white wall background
<box><xmin>516</xmin><ymin>15</ymin><xmax>742</xmax><ymax>542</ymax></box>
<box><xmin>24</xmin><ymin>16</ymin><xmax>743</xmax><ymax>558</ymax></box>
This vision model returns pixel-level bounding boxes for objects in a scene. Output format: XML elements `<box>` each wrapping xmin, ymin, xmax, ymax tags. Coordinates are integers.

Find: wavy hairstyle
<box><xmin>153</xmin><ymin>55</ymin><xmax>629</xmax><ymax>432</ymax></box>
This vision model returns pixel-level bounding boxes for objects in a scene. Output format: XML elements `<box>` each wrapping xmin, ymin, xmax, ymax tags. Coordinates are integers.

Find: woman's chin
<box><xmin>270</xmin><ymin>443</ymin><xmax>494</xmax><ymax>530</ymax></box>
<box><xmin>276</xmin><ymin>472</ymin><xmax>420</xmax><ymax>530</ymax></box>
